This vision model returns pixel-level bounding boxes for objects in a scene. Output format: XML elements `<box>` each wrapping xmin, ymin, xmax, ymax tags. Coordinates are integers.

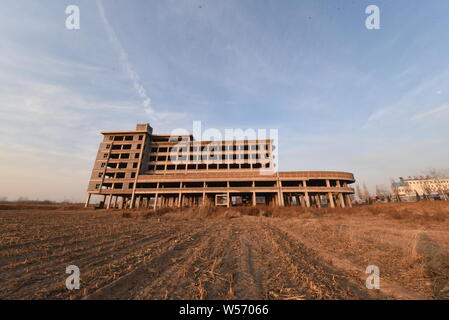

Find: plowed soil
<box><xmin>1</xmin><ymin>205</ymin><xmax>447</xmax><ymax>300</ymax></box>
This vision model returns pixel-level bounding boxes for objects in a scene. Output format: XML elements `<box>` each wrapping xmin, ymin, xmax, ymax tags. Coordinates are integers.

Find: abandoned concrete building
<box><xmin>85</xmin><ymin>123</ymin><xmax>355</xmax><ymax>209</ymax></box>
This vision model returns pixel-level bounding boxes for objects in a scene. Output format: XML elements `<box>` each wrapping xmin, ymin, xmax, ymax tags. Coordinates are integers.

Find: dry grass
<box><xmin>0</xmin><ymin>201</ymin><xmax>448</xmax><ymax>299</ymax></box>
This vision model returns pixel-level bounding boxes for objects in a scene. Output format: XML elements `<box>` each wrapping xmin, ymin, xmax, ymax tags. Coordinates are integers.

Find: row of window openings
<box><xmin>104</xmin><ymin>153</ymin><xmax>140</xmax><ymax>159</ymax></box>
<box><xmin>97</xmin><ymin>181</ymin><xmax>272</xmax><ymax>190</ymax></box>
<box><xmin>149</xmin><ymin>154</ymin><xmax>271</xmax><ymax>161</ymax></box>
<box><xmin>148</xmin><ymin>163</ymin><xmax>270</xmax><ymax>171</ymax></box>
<box><xmin>109</xmin><ymin>135</ymin><xmax>143</xmax><ymax>141</ymax></box>
<box><xmin>150</xmin><ymin>145</ymin><xmax>270</xmax><ymax>153</ymax></box>
<box><xmin>98</xmin><ymin>161</ymin><xmax>269</xmax><ymax>173</ymax></box>
<box><xmin>101</xmin><ymin>162</ymin><xmax>138</xmax><ymax>169</ymax></box>
<box><xmin>105</xmin><ymin>144</ymin><xmax>142</xmax><ymax>150</ymax></box>
<box><xmin>98</xmin><ymin>172</ymin><xmax>136</xmax><ymax>179</ymax></box>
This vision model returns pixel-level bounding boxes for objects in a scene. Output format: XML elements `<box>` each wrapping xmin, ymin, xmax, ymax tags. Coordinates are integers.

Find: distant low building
<box><xmin>392</xmin><ymin>177</ymin><xmax>449</xmax><ymax>201</ymax></box>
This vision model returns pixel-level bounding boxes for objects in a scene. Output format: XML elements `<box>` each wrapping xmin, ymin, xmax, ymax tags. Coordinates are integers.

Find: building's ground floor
<box><xmin>85</xmin><ymin>170</ymin><xmax>355</xmax><ymax>209</ymax></box>
<box><xmin>87</xmin><ymin>190</ymin><xmax>353</xmax><ymax>209</ymax></box>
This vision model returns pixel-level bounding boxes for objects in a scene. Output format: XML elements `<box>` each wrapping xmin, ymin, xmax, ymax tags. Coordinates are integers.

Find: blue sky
<box><xmin>0</xmin><ymin>0</ymin><xmax>448</xmax><ymax>201</ymax></box>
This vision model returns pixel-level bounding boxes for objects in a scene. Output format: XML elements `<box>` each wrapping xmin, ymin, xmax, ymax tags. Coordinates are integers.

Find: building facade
<box><xmin>85</xmin><ymin>124</ymin><xmax>355</xmax><ymax>209</ymax></box>
<box><xmin>392</xmin><ymin>177</ymin><xmax>449</xmax><ymax>201</ymax></box>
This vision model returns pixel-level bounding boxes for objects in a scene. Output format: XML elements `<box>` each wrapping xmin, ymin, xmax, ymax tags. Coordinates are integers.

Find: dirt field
<box><xmin>0</xmin><ymin>202</ymin><xmax>448</xmax><ymax>300</ymax></box>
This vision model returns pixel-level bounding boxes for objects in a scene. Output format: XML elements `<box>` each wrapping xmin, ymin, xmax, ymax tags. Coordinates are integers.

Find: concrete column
<box><xmin>153</xmin><ymin>194</ymin><xmax>158</xmax><ymax>209</ymax></box>
<box><xmin>227</xmin><ymin>192</ymin><xmax>230</xmax><ymax>208</ymax></box>
<box><xmin>303</xmin><ymin>180</ymin><xmax>310</xmax><ymax>207</ymax></box>
<box><xmin>130</xmin><ymin>193</ymin><xmax>135</xmax><ymax>209</ymax></box>
<box><xmin>304</xmin><ymin>192</ymin><xmax>310</xmax><ymax>207</ymax></box>
<box><xmin>345</xmin><ymin>194</ymin><xmax>352</xmax><ymax>208</ymax></box>
<box><xmin>114</xmin><ymin>196</ymin><xmax>118</xmax><ymax>209</ymax></box>
<box><xmin>316</xmin><ymin>195</ymin><xmax>321</xmax><ymax>208</ymax></box>
<box><xmin>84</xmin><ymin>193</ymin><xmax>91</xmax><ymax>208</ymax></box>
<box><xmin>338</xmin><ymin>193</ymin><xmax>345</xmax><ymax>208</ymax></box>
<box><xmin>107</xmin><ymin>194</ymin><xmax>113</xmax><ymax>209</ymax></box>
<box><xmin>328</xmin><ymin>192</ymin><xmax>335</xmax><ymax>208</ymax></box>
<box><xmin>252</xmin><ymin>192</ymin><xmax>256</xmax><ymax>206</ymax></box>
<box><xmin>299</xmin><ymin>195</ymin><xmax>305</xmax><ymax>207</ymax></box>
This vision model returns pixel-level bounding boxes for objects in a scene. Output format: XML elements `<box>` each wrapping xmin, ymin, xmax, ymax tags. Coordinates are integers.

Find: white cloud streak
<box><xmin>96</xmin><ymin>0</ymin><xmax>155</xmax><ymax>118</ymax></box>
<box><xmin>410</xmin><ymin>104</ymin><xmax>449</xmax><ymax>120</ymax></box>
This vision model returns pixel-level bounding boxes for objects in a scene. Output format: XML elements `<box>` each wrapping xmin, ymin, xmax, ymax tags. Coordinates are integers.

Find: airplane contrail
<box><xmin>96</xmin><ymin>0</ymin><xmax>154</xmax><ymax>119</ymax></box>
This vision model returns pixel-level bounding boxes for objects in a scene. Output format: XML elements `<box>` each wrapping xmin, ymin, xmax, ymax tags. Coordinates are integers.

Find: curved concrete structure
<box><xmin>86</xmin><ymin>124</ymin><xmax>355</xmax><ymax>209</ymax></box>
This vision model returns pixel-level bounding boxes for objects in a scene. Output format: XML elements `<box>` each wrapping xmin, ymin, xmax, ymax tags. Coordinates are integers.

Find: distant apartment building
<box><xmin>392</xmin><ymin>177</ymin><xmax>449</xmax><ymax>201</ymax></box>
<box><xmin>85</xmin><ymin>123</ymin><xmax>355</xmax><ymax>209</ymax></box>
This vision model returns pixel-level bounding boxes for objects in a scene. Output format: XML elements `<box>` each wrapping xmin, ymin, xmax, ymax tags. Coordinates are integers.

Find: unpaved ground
<box><xmin>0</xmin><ymin>205</ymin><xmax>447</xmax><ymax>300</ymax></box>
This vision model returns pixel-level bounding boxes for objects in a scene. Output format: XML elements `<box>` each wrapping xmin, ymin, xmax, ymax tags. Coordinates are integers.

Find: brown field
<box><xmin>0</xmin><ymin>201</ymin><xmax>448</xmax><ymax>300</ymax></box>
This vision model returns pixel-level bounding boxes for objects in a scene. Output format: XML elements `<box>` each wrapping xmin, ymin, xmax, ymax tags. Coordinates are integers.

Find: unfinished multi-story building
<box><xmin>85</xmin><ymin>123</ymin><xmax>355</xmax><ymax>209</ymax></box>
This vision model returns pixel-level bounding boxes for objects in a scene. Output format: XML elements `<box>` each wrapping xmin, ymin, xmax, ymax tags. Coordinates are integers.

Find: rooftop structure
<box><xmin>85</xmin><ymin>124</ymin><xmax>355</xmax><ymax>209</ymax></box>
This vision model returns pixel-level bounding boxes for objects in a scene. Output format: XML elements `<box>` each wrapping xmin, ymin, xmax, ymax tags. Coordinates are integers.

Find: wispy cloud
<box><xmin>96</xmin><ymin>0</ymin><xmax>186</xmax><ymax>122</ymax></box>
<box><xmin>410</xmin><ymin>104</ymin><xmax>449</xmax><ymax>120</ymax></box>
<box><xmin>96</xmin><ymin>0</ymin><xmax>152</xmax><ymax>111</ymax></box>
<box><xmin>365</xmin><ymin>71</ymin><xmax>449</xmax><ymax>125</ymax></box>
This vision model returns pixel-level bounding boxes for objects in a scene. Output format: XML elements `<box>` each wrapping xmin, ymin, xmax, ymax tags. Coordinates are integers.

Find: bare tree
<box><xmin>422</xmin><ymin>168</ymin><xmax>449</xmax><ymax>179</ymax></box>
<box><xmin>375</xmin><ymin>185</ymin><xmax>391</xmax><ymax>201</ymax></box>
<box><xmin>414</xmin><ymin>190</ymin><xmax>421</xmax><ymax>201</ymax></box>
<box><xmin>355</xmin><ymin>184</ymin><xmax>364</xmax><ymax>203</ymax></box>
<box><xmin>390</xmin><ymin>178</ymin><xmax>401</xmax><ymax>202</ymax></box>
<box><xmin>362</xmin><ymin>182</ymin><xmax>371</xmax><ymax>204</ymax></box>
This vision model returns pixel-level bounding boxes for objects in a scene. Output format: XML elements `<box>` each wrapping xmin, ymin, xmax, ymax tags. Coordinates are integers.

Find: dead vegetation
<box><xmin>0</xmin><ymin>201</ymin><xmax>448</xmax><ymax>299</ymax></box>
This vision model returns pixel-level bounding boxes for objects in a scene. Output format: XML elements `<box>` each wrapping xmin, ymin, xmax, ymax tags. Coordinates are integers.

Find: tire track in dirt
<box><xmin>272</xmin><ymin>221</ymin><xmax>426</xmax><ymax>300</ymax></box>
<box><xmin>222</xmin><ymin>220</ymin><xmax>266</xmax><ymax>299</ymax></box>
<box><xmin>259</xmin><ymin>220</ymin><xmax>381</xmax><ymax>299</ymax></box>
<box><xmin>136</xmin><ymin>220</ymin><xmax>233</xmax><ymax>299</ymax></box>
